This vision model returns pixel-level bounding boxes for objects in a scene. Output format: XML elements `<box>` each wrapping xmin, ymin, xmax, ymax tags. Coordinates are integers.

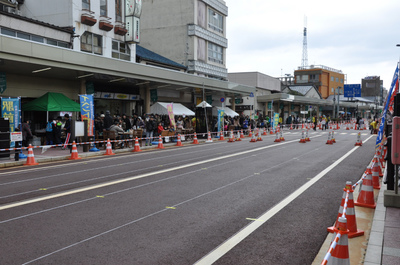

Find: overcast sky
<box><xmin>225</xmin><ymin>0</ymin><xmax>400</xmax><ymax>89</ymax></box>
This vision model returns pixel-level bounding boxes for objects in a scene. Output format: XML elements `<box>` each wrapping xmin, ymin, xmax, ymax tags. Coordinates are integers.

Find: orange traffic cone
<box><xmin>157</xmin><ymin>135</ymin><xmax>165</xmax><ymax>149</ymax></box>
<box><xmin>206</xmin><ymin>131</ymin><xmax>213</xmax><ymax>143</ymax></box>
<box><xmin>68</xmin><ymin>141</ymin><xmax>82</xmax><ymax>160</ymax></box>
<box><xmin>250</xmin><ymin>130</ymin><xmax>257</xmax><ymax>142</ymax></box>
<box><xmin>262</xmin><ymin>128</ymin><xmax>267</xmax><ymax>136</ymax></box>
<box><xmin>104</xmin><ymin>139</ymin><xmax>115</xmax><ymax>155</ymax></box>
<box><xmin>24</xmin><ymin>144</ymin><xmax>39</xmax><ymax>166</ymax></box>
<box><xmin>346</xmin><ymin>123</ymin><xmax>350</xmax><ymax>130</ymax></box>
<box><xmin>279</xmin><ymin>130</ymin><xmax>285</xmax><ymax>141</ymax></box>
<box><xmin>299</xmin><ymin>130</ymin><xmax>306</xmax><ymax>143</ymax></box>
<box><xmin>256</xmin><ymin>129</ymin><xmax>263</xmax><ymax>141</ymax></box>
<box><xmin>354</xmin><ymin>167</ymin><xmax>376</xmax><ymax>209</ymax></box>
<box><xmin>305</xmin><ymin>129</ymin><xmax>310</xmax><ymax>142</ymax></box>
<box><xmin>270</xmin><ymin>127</ymin><xmax>275</xmax><ymax>135</ymax></box>
<box><xmin>326</xmin><ymin>132</ymin><xmax>333</xmax><ymax>145</ymax></box>
<box><xmin>176</xmin><ymin>134</ymin><xmax>183</xmax><ymax>147</ymax></box>
<box><xmin>331</xmin><ymin>131</ymin><xmax>336</xmax><ymax>143</ymax></box>
<box><xmin>192</xmin><ymin>132</ymin><xmax>199</xmax><ymax>144</ymax></box>
<box><xmin>371</xmin><ymin>157</ymin><xmax>381</xmax><ymax>189</ymax></box>
<box><xmin>219</xmin><ymin>131</ymin><xmax>225</xmax><ymax>141</ymax></box>
<box><xmin>228</xmin><ymin>131</ymin><xmax>235</xmax><ymax>143</ymax></box>
<box><xmin>248</xmin><ymin>129</ymin><xmax>253</xmax><ymax>138</ymax></box>
<box><xmin>133</xmin><ymin>137</ymin><xmax>142</xmax><ymax>152</ymax></box>
<box><xmin>328</xmin><ymin>181</ymin><xmax>364</xmax><ymax>238</ymax></box>
<box><xmin>274</xmin><ymin>132</ymin><xmax>281</xmax><ymax>142</ymax></box>
<box><xmin>290</xmin><ymin>123</ymin><xmax>293</xmax><ymax>130</ymax></box>
<box><xmin>236</xmin><ymin>131</ymin><xmax>242</xmax><ymax>141</ymax></box>
<box><xmin>240</xmin><ymin>129</ymin><xmax>245</xmax><ymax>138</ymax></box>
<box><xmin>325</xmin><ymin>217</ymin><xmax>350</xmax><ymax>265</ymax></box>
<box><xmin>355</xmin><ymin>132</ymin><xmax>362</xmax><ymax>146</ymax></box>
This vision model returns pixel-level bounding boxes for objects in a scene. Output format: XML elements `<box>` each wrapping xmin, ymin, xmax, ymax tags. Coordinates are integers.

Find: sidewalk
<box><xmin>1</xmin><ymin>140</ymin><xmax>400</xmax><ymax>265</ymax></box>
<box><xmin>312</xmin><ymin>181</ymin><xmax>400</xmax><ymax>265</ymax></box>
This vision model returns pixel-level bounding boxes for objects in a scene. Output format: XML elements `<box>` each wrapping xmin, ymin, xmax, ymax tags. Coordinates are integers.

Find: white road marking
<box><xmin>194</xmin><ymin>135</ymin><xmax>374</xmax><ymax>265</ymax></box>
<box><xmin>1</xmin><ymin>137</ymin><xmax>320</xmax><ymax>211</ymax></box>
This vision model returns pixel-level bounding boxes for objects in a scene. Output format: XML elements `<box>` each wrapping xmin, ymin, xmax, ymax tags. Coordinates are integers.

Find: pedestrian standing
<box><xmin>63</xmin><ymin>114</ymin><xmax>71</xmax><ymax>149</ymax></box>
<box><xmin>145</xmin><ymin>115</ymin><xmax>156</xmax><ymax>146</ymax></box>
<box><xmin>21</xmin><ymin>120</ymin><xmax>33</xmax><ymax>147</ymax></box>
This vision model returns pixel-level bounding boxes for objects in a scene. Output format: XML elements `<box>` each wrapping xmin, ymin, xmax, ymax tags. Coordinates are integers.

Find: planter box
<box><xmin>81</xmin><ymin>15</ymin><xmax>97</xmax><ymax>26</ymax></box>
<box><xmin>99</xmin><ymin>21</ymin><xmax>113</xmax><ymax>31</ymax></box>
<box><xmin>114</xmin><ymin>26</ymin><xmax>128</xmax><ymax>36</ymax></box>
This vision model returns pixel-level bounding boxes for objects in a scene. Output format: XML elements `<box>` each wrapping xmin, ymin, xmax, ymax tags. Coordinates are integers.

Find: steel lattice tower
<box><xmin>301</xmin><ymin>16</ymin><xmax>308</xmax><ymax>68</ymax></box>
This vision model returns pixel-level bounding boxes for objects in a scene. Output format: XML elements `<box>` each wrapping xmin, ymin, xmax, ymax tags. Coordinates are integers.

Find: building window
<box><xmin>82</xmin><ymin>0</ymin><xmax>90</xmax><ymax>10</ymax></box>
<box><xmin>208</xmin><ymin>42</ymin><xmax>223</xmax><ymax>64</ymax></box>
<box><xmin>208</xmin><ymin>9</ymin><xmax>223</xmax><ymax>33</ymax></box>
<box><xmin>100</xmin><ymin>0</ymin><xmax>107</xmax><ymax>16</ymax></box>
<box><xmin>1</xmin><ymin>28</ymin><xmax>15</xmax><ymax>37</ymax></box>
<box><xmin>336</xmin><ymin>77</ymin><xmax>339</xmax><ymax>82</ymax></box>
<box><xmin>1</xmin><ymin>27</ymin><xmax>69</xmax><ymax>47</ymax></box>
<box><xmin>115</xmin><ymin>0</ymin><xmax>122</xmax><ymax>22</ymax></box>
<box><xmin>81</xmin><ymin>31</ymin><xmax>102</xmax><ymax>55</ymax></box>
<box><xmin>112</xmin><ymin>40</ymin><xmax>130</xmax><ymax>61</ymax></box>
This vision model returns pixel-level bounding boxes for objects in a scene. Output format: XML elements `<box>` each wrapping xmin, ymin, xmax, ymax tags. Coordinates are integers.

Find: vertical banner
<box><xmin>273</xmin><ymin>112</ymin><xmax>279</xmax><ymax>131</ymax></box>
<box><xmin>217</xmin><ymin>109</ymin><xmax>224</xmax><ymax>133</ymax></box>
<box><xmin>376</xmin><ymin>64</ymin><xmax>398</xmax><ymax>148</ymax></box>
<box><xmin>166</xmin><ymin>103</ymin><xmax>176</xmax><ymax>130</ymax></box>
<box><xmin>1</xmin><ymin>97</ymin><xmax>20</xmax><ymax>132</ymax></box>
<box><xmin>79</xmin><ymin>94</ymin><xmax>94</xmax><ymax>137</ymax></box>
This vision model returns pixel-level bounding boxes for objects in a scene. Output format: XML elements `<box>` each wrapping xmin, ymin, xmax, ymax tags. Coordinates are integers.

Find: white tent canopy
<box><xmin>213</xmin><ymin>107</ymin><xmax>240</xmax><ymax>117</ymax></box>
<box><xmin>196</xmin><ymin>101</ymin><xmax>212</xmax><ymax>108</ymax></box>
<box><xmin>150</xmin><ymin>102</ymin><xmax>195</xmax><ymax>116</ymax></box>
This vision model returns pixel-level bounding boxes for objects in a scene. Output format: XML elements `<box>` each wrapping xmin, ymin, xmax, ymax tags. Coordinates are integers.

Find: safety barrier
<box><xmin>320</xmin><ymin>141</ymin><xmax>384</xmax><ymax>264</ymax></box>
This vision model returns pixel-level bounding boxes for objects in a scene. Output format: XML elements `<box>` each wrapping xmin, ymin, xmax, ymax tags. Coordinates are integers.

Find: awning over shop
<box><xmin>213</xmin><ymin>107</ymin><xmax>240</xmax><ymax>117</ymax></box>
<box><xmin>22</xmin><ymin>92</ymin><xmax>81</xmax><ymax>111</ymax></box>
<box><xmin>150</xmin><ymin>102</ymin><xmax>195</xmax><ymax>116</ymax></box>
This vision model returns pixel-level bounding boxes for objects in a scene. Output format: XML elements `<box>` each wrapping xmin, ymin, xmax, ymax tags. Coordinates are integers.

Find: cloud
<box><xmin>225</xmin><ymin>0</ymin><xmax>400</xmax><ymax>88</ymax></box>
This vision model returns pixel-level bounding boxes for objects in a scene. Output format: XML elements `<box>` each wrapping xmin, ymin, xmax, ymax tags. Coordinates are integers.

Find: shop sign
<box><xmin>101</xmin><ymin>92</ymin><xmax>114</xmax><ymax>99</ymax></box>
<box><xmin>114</xmin><ymin>93</ymin><xmax>130</xmax><ymax>100</ymax></box>
<box><xmin>86</xmin><ymin>81</ymin><xmax>94</xmax><ymax>94</ymax></box>
<box><xmin>206</xmin><ymin>95</ymin><xmax>212</xmax><ymax>105</ymax></box>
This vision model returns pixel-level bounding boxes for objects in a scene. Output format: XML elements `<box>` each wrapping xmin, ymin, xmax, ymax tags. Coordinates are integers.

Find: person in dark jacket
<box><xmin>145</xmin><ymin>115</ymin><xmax>156</xmax><ymax>146</ymax></box>
<box><xmin>104</xmin><ymin>110</ymin><xmax>113</xmax><ymax>130</ymax></box>
<box><xmin>21</xmin><ymin>120</ymin><xmax>33</xmax><ymax>147</ymax></box>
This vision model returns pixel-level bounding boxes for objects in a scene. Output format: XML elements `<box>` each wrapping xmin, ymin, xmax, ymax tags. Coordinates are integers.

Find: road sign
<box><xmin>249</xmin><ymin>92</ymin><xmax>254</xmax><ymax>98</ymax></box>
<box><xmin>344</xmin><ymin>84</ymin><xmax>361</xmax><ymax>97</ymax></box>
<box><xmin>220</xmin><ymin>97</ymin><xmax>225</xmax><ymax>103</ymax></box>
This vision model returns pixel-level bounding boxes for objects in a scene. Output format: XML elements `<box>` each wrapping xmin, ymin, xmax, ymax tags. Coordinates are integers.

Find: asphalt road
<box><xmin>0</xmin><ymin>129</ymin><xmax>376</xmax><ymax>265</ymax></box>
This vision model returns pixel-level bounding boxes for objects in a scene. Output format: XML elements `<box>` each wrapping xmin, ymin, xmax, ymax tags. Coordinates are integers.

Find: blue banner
<box><xmin>1</xmin><ymin>97</ymin><xmax>20</xmax><ymax>132</ymax></box>
<box><xmin>218</xmin><ymin>109</ymin><xmax>224</xmax><ymax>133</ymax></box>
<box><xmin>273</xmin><ymin>113</ymin><xmax>279</xmax><ymax>131</ymax></box>
<box><xmin>376</xmin><ymin>64</ymin><xmax>398</xmax><ymax>148</ymax></box>
<box><xmin>79</xmin><ymin>94</ymin><xmax>94</xmax><ymax>136</ymax></box>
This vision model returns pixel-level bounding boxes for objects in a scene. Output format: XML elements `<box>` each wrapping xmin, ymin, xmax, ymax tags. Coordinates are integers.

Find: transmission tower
<box><xmin>301</xmin><ymin>16</ymin><xmax>308</xmax><ymax>68</ymax></box>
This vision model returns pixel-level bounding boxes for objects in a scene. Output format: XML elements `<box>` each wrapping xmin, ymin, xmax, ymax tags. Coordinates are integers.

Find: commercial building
<box><xmin>0</xmin><ymin>0</ymin><xmax>254</xmax><ymax>132</ymax></box>
<box><xmin>294</xmin><ymin>65</ymin><xmax>346</xmax><ymax>99</ymax></box>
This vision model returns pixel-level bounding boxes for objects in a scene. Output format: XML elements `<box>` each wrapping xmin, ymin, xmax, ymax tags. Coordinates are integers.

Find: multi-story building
<box><xmin>361</xmin><ymin>76</ymin><xmax>381</xmax><ymax>97</ymax></box>
<box><xmin>0</xmin><ymin>0</ymin><xmax>254</xmax><ymax>135</ymax></box>
<box><xmin>294</xmin><ymin>65</ymin><xmax>345</xmax><ymax>99</ymax></box>
<box><xmin>140</xmin><ymin>0</ymin><xmax>228</xmax><ymax>81</ymax></box>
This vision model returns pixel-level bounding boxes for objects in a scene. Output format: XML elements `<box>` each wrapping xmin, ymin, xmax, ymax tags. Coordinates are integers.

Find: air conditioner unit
<box><xmin>6</xmin><ymin>7</ymin><xmax>21</xmax><ymax>15</ymax></box>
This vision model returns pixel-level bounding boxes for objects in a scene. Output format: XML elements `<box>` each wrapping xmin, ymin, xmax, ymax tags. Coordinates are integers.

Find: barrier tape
<box><xmin>321</xmin><ymin>233</ymin><xmax>342</xmax><ymax>265</ymax></box>
<box><xmin>322</xmin><ymin>151</ymin><xmax>377</xmax><ymax>264</ymax></box>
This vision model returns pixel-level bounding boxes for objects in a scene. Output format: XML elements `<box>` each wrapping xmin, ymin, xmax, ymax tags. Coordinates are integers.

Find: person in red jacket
<box><xmin>157</xmin><ymin>122</ymin><xmax>164</xmax><ymax>135</ymax></box>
